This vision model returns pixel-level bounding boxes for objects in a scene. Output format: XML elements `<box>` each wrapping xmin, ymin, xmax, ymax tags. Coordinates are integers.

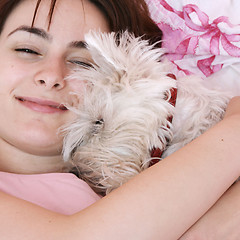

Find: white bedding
<box><xmin>146</xmin><ymin>0</ymin><xmax>240</xmax><ymax>94</ymax></box>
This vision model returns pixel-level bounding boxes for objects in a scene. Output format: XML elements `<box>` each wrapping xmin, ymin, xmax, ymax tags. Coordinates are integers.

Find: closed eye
<box><xmin>15</xmin><ymin>48</ymin><xmax>40</xmax><ymax>55</ymax></box>
<box><xmin>69</xmin><ymin>60</ymin><xmax>93</xmax><ymax>69</ymax></box>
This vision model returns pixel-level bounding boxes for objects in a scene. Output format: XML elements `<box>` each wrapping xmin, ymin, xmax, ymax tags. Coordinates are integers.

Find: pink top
<box><xmin>0</xmin><ymin>171</ymin><xmax>101</xmax><ymax>215</ymax></box>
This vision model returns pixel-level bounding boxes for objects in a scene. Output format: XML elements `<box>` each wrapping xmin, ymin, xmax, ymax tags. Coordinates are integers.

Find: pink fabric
<box><xmin>146</xmin><ymin>0</ymin><xmax>240</xmax><ymax>81</ymax></box>
<box><xmin>0</xmin><ymin>171</ymin><xmax>100</xmax><ymax>215</ymax></box>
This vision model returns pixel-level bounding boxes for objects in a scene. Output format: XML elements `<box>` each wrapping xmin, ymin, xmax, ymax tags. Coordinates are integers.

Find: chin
<box><xmin>21</xmin><ymin>142</ymin><xmax>62</xmax><ymax>157</ymax></box>
<box><xmin>12</xmin><ymin>129</ymin><xmax>63</xmax><ymax>156</ymax></box>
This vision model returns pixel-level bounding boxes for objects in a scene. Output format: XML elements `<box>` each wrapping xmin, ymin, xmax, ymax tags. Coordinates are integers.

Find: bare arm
<box><xmin>0</xmin><ymin>98</ymin><xmax>240</xmax><ymax>240</ymax></box>
<box><xmin>179</xmin><ymin>180</ymin><xmax>240</xmax><ymax>240</ymax></box>
<box><xmin>178</xmin><ymin>97</ymin><xmax>240</xmax><ymax>240</ymax></box>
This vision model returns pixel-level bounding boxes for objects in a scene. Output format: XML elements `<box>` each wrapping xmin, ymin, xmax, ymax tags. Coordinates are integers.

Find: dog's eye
<box><xmin>92</xmin><ymin>118</ymin><xmax>104</xmax><ymax>135</ymax></box>
<box><xmin>95</xmin><ymin>119</ymin><xmax>104</xmax><ymax>125</ymax></box>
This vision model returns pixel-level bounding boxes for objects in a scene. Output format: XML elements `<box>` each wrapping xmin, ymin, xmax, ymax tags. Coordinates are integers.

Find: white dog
<box><xmin>62</xmin><ymin>31</ymin><xmax>232</xmax><ymax>195</ymax></box>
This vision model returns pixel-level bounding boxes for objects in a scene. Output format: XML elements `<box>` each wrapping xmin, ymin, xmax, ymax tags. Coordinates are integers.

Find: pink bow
<box><xmin>182</xmin><ymin>5</ymin><xmax>240</xmax><ymax>57</ymax></box>
<box><xmin>160</xmin><ymin>0</ymin><xmax>240</xmax><ymax>76</ymax></box>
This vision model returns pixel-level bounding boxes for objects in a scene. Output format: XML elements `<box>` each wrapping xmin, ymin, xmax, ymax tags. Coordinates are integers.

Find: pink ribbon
<box><xmin>160</xmin><ymin>0</ymin><xmax>240</xmax><ymax>76</ymax></box>
<box><xmin>197</xmin><ymin>56</ymin><xmax>223</xmax><ymax>77</ymax></box>
<box><xmin>182</xmin><ymin>5</ymin><xmax>240</xmax><ymax>57</ymax></box>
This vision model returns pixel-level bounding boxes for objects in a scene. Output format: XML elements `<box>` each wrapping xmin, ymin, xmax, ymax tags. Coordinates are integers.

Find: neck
<box><xmin>0</xmin><ymin>140</ymin><xmax>64</xmax><ymax>175</ymax></box>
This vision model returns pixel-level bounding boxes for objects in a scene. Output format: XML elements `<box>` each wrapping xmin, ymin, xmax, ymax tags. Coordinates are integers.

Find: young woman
<box><xmin>0</xmin><ymin>0</ymin><xmax>239</xmax><ymax>239</ymax></box>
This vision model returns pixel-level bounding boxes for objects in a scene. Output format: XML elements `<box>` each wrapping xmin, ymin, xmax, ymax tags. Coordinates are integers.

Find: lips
<box><xmin>15</xmin><ymin>96</ymin><xmax>68</xmax><ymax>114</ymax></box>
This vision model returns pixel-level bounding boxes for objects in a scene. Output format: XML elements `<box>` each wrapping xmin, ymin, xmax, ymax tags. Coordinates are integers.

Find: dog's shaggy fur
<box><xmin>62</xmin><ymin>31</ymin><xmax>232</xmax><ymax>195</ymax></box>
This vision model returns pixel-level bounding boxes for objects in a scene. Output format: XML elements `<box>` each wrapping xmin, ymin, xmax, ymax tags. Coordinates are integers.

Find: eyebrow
<box><xmin>68</xmin><ymin>41</ymin><xmax>88</xmax><ymax>49</ymax></box>
<box><xmin>8</xmin><ymin>25</ymin><xmax>51</xmax><ymax>40</ymax></box>
<box><xmin>7</xmin><ymin>25</ymin><xmax>88</xmax><ymax>50</ymax></box>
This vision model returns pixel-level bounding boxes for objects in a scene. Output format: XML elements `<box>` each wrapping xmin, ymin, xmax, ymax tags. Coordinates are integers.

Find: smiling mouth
<box><xmin>15</xmin><ymin>96</ymin><xmax>68</xmax><ymax>113</ymax></box>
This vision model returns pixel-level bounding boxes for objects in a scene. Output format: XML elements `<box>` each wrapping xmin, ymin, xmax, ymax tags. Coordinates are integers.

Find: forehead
<box><xmin>1</xmin><ymin>0</ymin><xmax>109</xmax><ymax>39</ymax></box>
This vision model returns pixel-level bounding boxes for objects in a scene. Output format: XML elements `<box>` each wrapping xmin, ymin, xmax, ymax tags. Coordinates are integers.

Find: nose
<box><xmin>34</xmin><ymin>59</ymin><xmax>66</xmax><ymax>90</ymax></box>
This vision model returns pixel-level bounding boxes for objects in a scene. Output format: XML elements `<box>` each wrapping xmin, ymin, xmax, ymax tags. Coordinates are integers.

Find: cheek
<box><xmin>68</xmin><ymin>78</ymin><xmax>86</xmax><ymax>92</ymax></box>
<box><xmin>67</xmin><ymin>78</ymin><xmax>86</xmax><ymax>106</ymax></box>
<box><xmin>0</xmin><ymin>61</ymin><xmax>31</xmax><ymax>91</ymax></box>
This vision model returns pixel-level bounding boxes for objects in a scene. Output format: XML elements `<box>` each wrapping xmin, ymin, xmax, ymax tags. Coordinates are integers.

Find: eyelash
<box><xmin>69</xmin><ymin>60</ymin><xmax>93</xmax><ymax>69</ymax></box>
<box><xmin>14</xmin><ymin>48</ymin><xmax>93</xmax><ymax>68</ymax></box>
<box><xmin>15</xmin><ymin>48</ymin><xmax>40</xmax><ymax>55</ymax></box>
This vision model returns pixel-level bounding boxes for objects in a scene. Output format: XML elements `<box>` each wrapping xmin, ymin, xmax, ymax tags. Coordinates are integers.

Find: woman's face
<box><xmin>0</xmin><ymin>0</ymin><xmax>109</xmax><ymax>161</ymax></box>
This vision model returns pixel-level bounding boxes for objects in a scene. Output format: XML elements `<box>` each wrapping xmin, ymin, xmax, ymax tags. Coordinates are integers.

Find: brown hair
<box><xmin>0</xmin><ymin>0</ymin><xmax>22</xmax><ymax>33</ymax></box>
<box><xmin>88</xmin><ymin>0</ymin><xmax>162</xmax><ymax>45</ymax></box>
<box><xmin>0</xmin><ymin>0</ymin><xmax>162</xmax><ymax>45</ymax></box>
